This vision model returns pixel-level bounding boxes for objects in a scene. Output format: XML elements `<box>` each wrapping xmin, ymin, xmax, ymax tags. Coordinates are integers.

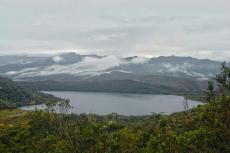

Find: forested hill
<box><xmin>0</xmin><ymin>77</ymin><xmax>56</xmax><ymax>108</ymax></box>
<box><xmin>0</xmin><ymin>53</ymin><xmax>226</xmax><ymax>94</ymax></box>
<box><xmin>0</xmin><ymin>64</ymin><xmax>230</xmax><ymax>152</ymax></box>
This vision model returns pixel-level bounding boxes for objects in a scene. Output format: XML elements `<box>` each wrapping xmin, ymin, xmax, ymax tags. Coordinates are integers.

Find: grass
<box><xmin>0</xmin><ymin>109</ymin><xmax>29</xmax><ymax>129</ymax></box>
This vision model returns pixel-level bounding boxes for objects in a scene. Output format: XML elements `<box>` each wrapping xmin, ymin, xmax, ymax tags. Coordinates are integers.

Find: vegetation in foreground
<box><xmin>0</xmin><ymin>63</ymin><xmax>230</xmax><ymax>153</ymax></box>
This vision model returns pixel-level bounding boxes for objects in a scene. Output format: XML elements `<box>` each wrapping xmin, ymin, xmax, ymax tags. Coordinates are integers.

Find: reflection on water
<box><xmin>20</xmin><ymin>91</ymin><xmax>202</xmax><ymax>115</ymax></box>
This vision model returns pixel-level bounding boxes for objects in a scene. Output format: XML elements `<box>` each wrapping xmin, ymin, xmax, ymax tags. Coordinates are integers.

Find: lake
<box><xmin>20</xmin><ymin>91</ymin><xmax>202</xmax><ymax>115</ymax></box>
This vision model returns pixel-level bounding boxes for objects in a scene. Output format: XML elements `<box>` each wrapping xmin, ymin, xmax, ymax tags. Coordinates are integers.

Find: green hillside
<box><xmin>0</xmin><ymin>89</ymin><xmax>229</xmax><ymax>152</ymax></box>
<box><xmin>0</xmin><ymin>63</ymin><xmax>230</xmax><ymax>152</ymax></box>
<box><xmin>0</xmin><ymin>77</ymin><xmax>56</xmax><ymax>109</ymax></box>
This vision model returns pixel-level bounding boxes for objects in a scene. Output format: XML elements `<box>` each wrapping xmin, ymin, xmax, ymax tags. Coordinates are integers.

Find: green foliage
<box><xmin>204</xmin><ymin>80</ymin><xmax>216</xmax><ymax>102</ymax></box>
<box><xmin>44</xmin><ymin>98</ymin><xmax>72</xmax><ymax>113</ymax></box>
<box><xmin>0</xmin><ymin>96</ymin><xmax>229</xmax><ymax>153</ymax></box>
<box><xmin>0</xmin><ymin>99</ymin><xmax>16</xmax><ymax>109</ymax></box>
<box><xmin>0</xmin><ymin>77</ymin><xmax>60</xmax><ymax>109</ymax></box>
<box><xmin>0</xmin><ymin>64</ymin><xmax>230</xmax><ymax>152</ymax></box>
<box><xmin>216</xmin><ymin>62</ymin><xmax>230</xmax><ymax>90</ymax></box>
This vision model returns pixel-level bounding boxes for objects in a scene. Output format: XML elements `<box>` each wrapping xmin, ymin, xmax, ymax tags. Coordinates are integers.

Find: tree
<box><xmin>204</xmin><ymin>80</ymin><xmax>215</xmax><ymax>102</ymax></box>
<box><xmin>44</xmin><ymin>98</ymin><xmax>57</xmax><ymax>112</ymax></box>
<box><xmin>183</xmin><ymin>98</ymin><xmax>189</xmax><ymax>110</ymax></box>
<box><xmin>0</xmin><ymin>99</ymin><xmax>16</xmax><ymax>109</ymax></box>
<box><xmin>57</xmin><ymin>99</ymin><xmax>72</xmax><ymax>114</ymax></box>
<box><xmin>216</xmin><ymin>62</ymin><xmax>230</xmax><ymax>91</ymax></box>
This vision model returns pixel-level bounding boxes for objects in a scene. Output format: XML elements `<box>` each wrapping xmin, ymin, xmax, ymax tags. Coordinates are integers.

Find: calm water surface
<box><xmin>20</xmin><ymin>91</ymin><xmax>201</xmax><ymax>115</ymax></box>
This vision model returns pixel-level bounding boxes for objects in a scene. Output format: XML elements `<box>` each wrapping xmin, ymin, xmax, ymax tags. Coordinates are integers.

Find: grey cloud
<box><xmin>5</xmin><ymin>56</ymin><xmax>122</xmax><ymax>77</ymax></box>
<box><xmin>161</xmin><ymin>63</ymin><xmax>206</xmax><ymax>77</ymax></box>
<box><xmin>0</xmin><ymin>0</ymin><xmax>229</xmax><ymax>61</ymax></box>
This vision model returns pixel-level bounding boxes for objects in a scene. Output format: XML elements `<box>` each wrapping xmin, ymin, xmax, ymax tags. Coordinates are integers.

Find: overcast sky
<box><xmin>0</xmin><ymin>0</ymin><xmax>230</xmax><ymax>60</ymax></box>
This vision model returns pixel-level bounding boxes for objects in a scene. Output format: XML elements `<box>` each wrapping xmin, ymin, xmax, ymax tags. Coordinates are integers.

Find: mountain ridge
<box><xmin>0</xmin><ymin>52</ymin><xmax>227</xmax><ymax>80</ymax></box>
<box><xmin>0</xmin><ymin>53</ymin><xmax>227</xmax><ymax>94</ymax></box>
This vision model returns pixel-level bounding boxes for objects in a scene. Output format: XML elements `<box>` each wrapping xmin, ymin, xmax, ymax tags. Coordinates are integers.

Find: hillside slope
<box><xmin>1</xmin><ymin>53</ymin><xmax>227</xmax><ymax>94</ymax></box>
<box><xmin>0</xmin><ymin>77</ymin><xmax>55</xmax><ymax>108</ymax></box>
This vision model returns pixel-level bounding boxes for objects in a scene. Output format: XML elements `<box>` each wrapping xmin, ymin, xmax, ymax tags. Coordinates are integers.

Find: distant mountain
<box><xmin>0</xmin><ymin>77</ymin><xmax>56</xmax><ymax>109</ymax></box>
<box><xmin>18</xmin><ymin>78</ymin><xmax>207</xmax><ymax>95</ymax></box>
<box><xmin>0</xmin><ymin>53</ymin><xmax>227</xmax><ymax>94</ymax></box>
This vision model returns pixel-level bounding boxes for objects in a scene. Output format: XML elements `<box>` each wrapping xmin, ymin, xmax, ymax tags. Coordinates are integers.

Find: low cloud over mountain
<box><xmin>1</xmin><ymin>52</ymin><xmax>226</xmax><ymax>94</ymax></box>
<box><xmin>0</xmin><ymin>52</ymin><xmax>224</xmax><ymax>80</ymax></box>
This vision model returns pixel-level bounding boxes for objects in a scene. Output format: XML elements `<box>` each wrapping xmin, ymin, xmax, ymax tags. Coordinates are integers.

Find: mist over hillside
<box><xmin>0</xmin><ymin>52</ymin><xmax>226</xmax><ymax>80</ymax></box>
<box><xmin>0</xmin><ymin>52</ymin><xmax>226</xmax><ymax>94</ymax></box>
